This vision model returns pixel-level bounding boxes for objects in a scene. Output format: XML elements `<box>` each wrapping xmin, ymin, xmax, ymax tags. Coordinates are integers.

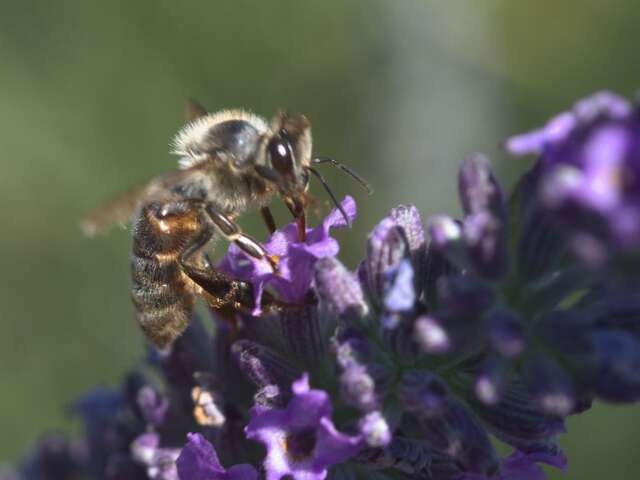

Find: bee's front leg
<box><xmin>204</xmin><ymin>205</ymin><xmax>280</xmax><ymax>272</ymax></box>
<box><xmin>260</xmin><ymin>206</ymin><xmax>277</xmax><ymax>235</ymax></box>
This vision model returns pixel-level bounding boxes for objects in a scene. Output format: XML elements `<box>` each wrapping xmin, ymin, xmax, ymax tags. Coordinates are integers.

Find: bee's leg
<box><xmin>260</xmin><ymin>206</ymin><xmax>277</xmax><ymax>235</ymax></box>
<box><xmin>205</xmin><ymin>206</ymin><xmax>280</xmax><ymax>272</ymax></box>
<box><xmin>178</xmin><ymin>227</ymin><xmax>284</xmax><ymax>317</ymax></box>
<box><xmin>177</xmin><ymin>224</ymin><xmax>255</xmax><ymax>311</ymax></box>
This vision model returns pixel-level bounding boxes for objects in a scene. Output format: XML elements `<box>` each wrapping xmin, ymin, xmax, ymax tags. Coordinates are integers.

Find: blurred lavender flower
<box><xmin>10</xmin><ymin>91</ymin><xmax>640</xmax><ymax>480</ymax></box>
<box><xmin>506</xmin><ymin>91</ymin><xmax>640</xmax><ymax>263</ymax></box>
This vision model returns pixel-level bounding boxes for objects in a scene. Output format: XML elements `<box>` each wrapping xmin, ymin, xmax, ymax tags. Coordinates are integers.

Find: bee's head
<box><xmin>255</xmin><ymin>112</ymin><xmax>372</xmax><ymax>238</ymax></box>
<box><xmin>255</xmin><ymin>113</ymin><xmax>312</xmax><ymax>200</ymax></box>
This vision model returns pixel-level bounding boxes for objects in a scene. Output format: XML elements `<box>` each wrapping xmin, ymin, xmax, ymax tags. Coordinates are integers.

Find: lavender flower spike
<box><xmin>245</xmin><ymin>374</ymin><xmax>363</xmax><ymax>480</ymax></box>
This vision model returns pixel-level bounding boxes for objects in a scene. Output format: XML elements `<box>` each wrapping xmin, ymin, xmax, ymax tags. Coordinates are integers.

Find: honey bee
<box><xmin>82</xmin><ymin>101</ymin><xmax>370</xmax><ymax>349</ymax></box>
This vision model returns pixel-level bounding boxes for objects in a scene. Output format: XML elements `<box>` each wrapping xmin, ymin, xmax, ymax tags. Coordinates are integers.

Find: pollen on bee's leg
<box><xmin>267</xmin><ymin>254</ymin><xmax>281</xmax><ymax>273</ymax></box>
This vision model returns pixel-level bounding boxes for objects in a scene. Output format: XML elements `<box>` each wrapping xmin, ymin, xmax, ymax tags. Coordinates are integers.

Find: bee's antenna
<box><xmin>311</xmin><ymin>157</ymin><xmax>373</xmax><ymax>195</ymax></box>
<box><xmin>308</xmin><ymin>167</ymin><xmax>351</xmax><ymax>226</ymax></box>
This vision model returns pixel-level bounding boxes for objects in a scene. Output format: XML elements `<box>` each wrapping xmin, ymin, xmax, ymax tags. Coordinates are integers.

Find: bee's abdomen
<box><xmin>129</xmin><ymin>202</ymin><xmax>202</xmax><ymax>348</ymax></box>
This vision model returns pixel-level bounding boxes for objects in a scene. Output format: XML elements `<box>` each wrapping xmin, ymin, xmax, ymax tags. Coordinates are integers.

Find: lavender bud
<box><xmin>427</xmin><ymin>215</ymin><xmax>467</xmax><ymax>269</ymax></box>
<box><xmin>414</xmin><ymin>315</ymin><xmax>451</xmax><ymax>354</ymax></box>
<box><xmin>458</xmin><ymin>153</ymin><xmax>505</xmax><ymax>217</ymax></box>
<box><xmin>333</xmin><ymin>334</ymin><xmax>390</xmax><ymax>411</ymax></box>
<box><xmin>365</xmin><ymin>218</ymin><xmax>408</xmax><ymax>305</ymax></box>
<box><xmin>231</xmin><ymin>340</ymin><xmax>300</xmax><ymax>393</ymax></box>
<box><xmin>474</xmin><ymin>356</ymin><xmax>508</xmax><ymax>405</ymax></box>
<box><xmin>315</xmin><ymin>257</ymin><xmax>368</xmax><ymax>321</ymax></box>
<box><xmin>359</xmin><ymin>411</ymin><xmax>391</xmax><ymax>447</ymax></box>
<box><xmin>389</xmin><ymin>204</ymin><xmax>427</xmax><ymax>294</ymax></box>
<box><xmin>423</xmin><ymin>244</ymin><xmax>458</xmax><ymax>308</ymax></box>
<box><xmin>463</xmin><ymin>210</ymin><xmax>508</xmax><ymax>279</ymax></box>
<box><xmin>383</xmin><ymin>259</ymin><xmax>416</xmax><ymax>314</ymax></box>
<box><xmin>389</xmin><ymin>205</ymin><xmax>426</xmax><ymax>259</ymax></box>
<box><xmin>340</xmin><ymin>363</ymin><xmax>378</xmax><ymax>411</ymax></box>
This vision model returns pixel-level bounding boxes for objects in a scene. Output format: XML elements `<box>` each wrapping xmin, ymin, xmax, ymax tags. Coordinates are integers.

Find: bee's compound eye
<box><xmin>268</xmin><ymin>138</ymin><xmax>294</xmax><ymax>176</ymax></box>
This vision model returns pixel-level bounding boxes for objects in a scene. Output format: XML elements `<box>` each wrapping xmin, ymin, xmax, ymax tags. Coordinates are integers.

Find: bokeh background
<box><xmin>2</xmin><ymin>0</ymin><xmax>639</xmax><ymax>477</ymax></box>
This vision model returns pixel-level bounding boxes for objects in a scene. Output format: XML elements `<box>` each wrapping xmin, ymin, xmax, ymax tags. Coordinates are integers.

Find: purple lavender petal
<box><xmin>176</xmin><ymin>433</ymin><xmax>257</xmax><ymax>480</ymax></box>
<box><xmin>219</xmin><ymin>196</ymin><xmax>356</xmax><ymax>314</ymax></box>
<box><xmin>383</xmin><ymin>259</ymin><xmax>415</xmax><ymax>313</ymax></box>
<box><xmin>245</xmin><ymin>374</ymin><xmax>363</xmax><ymax>480</ymax></box>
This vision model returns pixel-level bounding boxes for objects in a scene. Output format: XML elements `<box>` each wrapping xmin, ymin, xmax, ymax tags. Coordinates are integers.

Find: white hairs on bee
<box><xmin>171</xmin><ymin>109</ymin><xmax>270</xmax><ymax>169</ymax></box>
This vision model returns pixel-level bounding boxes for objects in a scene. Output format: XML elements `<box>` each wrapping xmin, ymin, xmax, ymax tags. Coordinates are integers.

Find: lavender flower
<box><xmin>10</xmin><ymin>91</ymin><xmax>640</xmax><ymax>480</ymax></box>
<box><xmin>507</xmin><ymin>91</ymin><xmax>640</xmax><ymax>260</ymax></box>
<box><xmin>219</xmin><ymin>196</ymin><xmax>356</xmax><ymax>313</ymax></box>
<box><xmin>245</xmin><ymin>375</ymin><xmax>363</xmax><ymax>480</ymax></box>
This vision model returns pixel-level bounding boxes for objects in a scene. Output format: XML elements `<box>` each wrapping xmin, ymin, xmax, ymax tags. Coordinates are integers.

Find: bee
<box><xmin>82</xmin><ymin>101</ymin><xmax>371</xmax><ymax>349</ymax></box>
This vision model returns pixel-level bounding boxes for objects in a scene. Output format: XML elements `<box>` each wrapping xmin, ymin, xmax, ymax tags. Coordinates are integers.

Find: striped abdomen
<box><xmin>130</xmin><ymin>201</ymin><xmax>206</xmax><ymax>348</ymax></box>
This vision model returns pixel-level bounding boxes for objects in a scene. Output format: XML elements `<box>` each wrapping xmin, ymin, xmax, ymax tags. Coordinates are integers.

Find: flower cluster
<box><xmin>6</xmin><ymin>91</ymin><xmax>640</xmax><ymax>480</ymax></box>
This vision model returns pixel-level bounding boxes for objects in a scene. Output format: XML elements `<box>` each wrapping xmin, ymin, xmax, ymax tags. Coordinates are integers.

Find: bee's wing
<box><xmin>184</xmin><ymin>99</ymin><xmax>208</xmax><ymax>121</ymax></box>
<box><xmin>80</xmin><ymin>169</ymin><xmax>195</xmax><ymax>237</ymax></box>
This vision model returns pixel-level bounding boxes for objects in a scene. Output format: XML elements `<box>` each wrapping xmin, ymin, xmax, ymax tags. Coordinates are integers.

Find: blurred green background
<box><xmin>1</xmin><ymin>0</ymin><xmax>640</xmax><ymax>477</ymax></box>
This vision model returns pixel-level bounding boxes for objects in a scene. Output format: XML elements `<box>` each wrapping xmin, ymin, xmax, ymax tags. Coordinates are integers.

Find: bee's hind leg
<box><xmin>178</xmin><ymin>229</ymin><xmax>286</xmax><ymax>320</ymax></box>
<box><xmin>178</xmin><ymin>224</ymin><xmax>255</xmax><ymax>312</ymax></box>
